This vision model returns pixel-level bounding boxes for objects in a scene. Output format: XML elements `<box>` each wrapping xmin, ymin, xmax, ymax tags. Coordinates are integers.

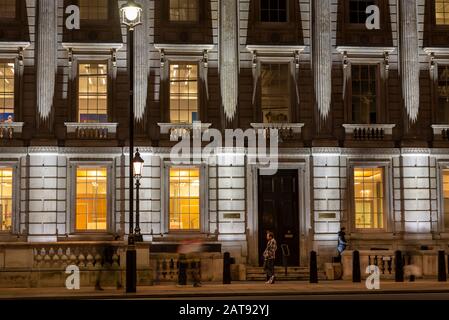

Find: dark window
<box><xmin>79</xmin><ymin>0</ymin><xmax>108</xmax><ymax>20</ymax></box>
<box><xmin>438</xmin><ymin>65</ymin><xmax>449</xmax><ymax>123</ymax></box>
<box><xmin>260</xmin><ymin>0</ymin><xmax>288</xmax><ymax>23</ymax></box>
<box><xmin>0</xmin><ymin>0</ymin><xmax>16</xmax><ymax>19</ymax></box>
<box><xmin>261</xmin><ymin>63</ymin><xmax>290</xmax><ymax>123</ymax></box>
<box><xmin>351</xmin><ymin>65</ymin><xmax>377</xmax><ymax>124</ymax></box>
<box><xmin>349</xmin><ymin>0</ymin><xmax>374</xmax><ymax>24</ymax></box>
<box><xmin>169</xmin><ymin>0</ymin><xmax>199</xmax><ymax>22</ymax></box>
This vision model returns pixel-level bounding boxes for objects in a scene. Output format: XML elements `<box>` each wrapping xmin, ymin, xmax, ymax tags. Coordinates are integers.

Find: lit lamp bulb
<box><xmin>124</xmin><ymin>7</ymin><xmax>139</xmax><ymax>22</ymax></box>
<box><xmin>120</xmin><ymin>0</ymin><xmax>143</xmax><ymax>28</ymax></box>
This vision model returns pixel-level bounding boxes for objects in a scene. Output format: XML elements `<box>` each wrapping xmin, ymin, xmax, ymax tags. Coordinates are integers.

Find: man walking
<box><xmin>263</xmin><ymin>231</ymin><xmax>277</xmax><ymax>284</ymax></box>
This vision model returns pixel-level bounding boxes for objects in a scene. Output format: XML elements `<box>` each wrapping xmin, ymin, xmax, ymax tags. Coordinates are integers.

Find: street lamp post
<box><xmin>120</xmin><ymin>0</ymin><xmax>142</xmax><ymax>294</ymax></box>
<box><xmin>133</xmin><ymin>149</ymin><xmax>144</xmax><ymax>242</ymax></box>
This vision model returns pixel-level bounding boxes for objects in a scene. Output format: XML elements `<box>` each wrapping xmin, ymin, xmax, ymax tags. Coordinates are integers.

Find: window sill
<box><xmin>65</xmin><ymin>122</ymin><xmax>118</xmax><ymax>140</ymax></box>
<box><xmin>0</xmin><ymin>122</ymin><xmax>25</xmax><ymax>140</ymax></box>
<box><xmin>246</xmin><ymin>44</ymin><xmax>306</xmax><ymax>55</ymax></box>
<box><xmin>336</xmin><ymin>46</ymin><xmax>396</xmax><ymax>57</ymax></box>
<box><xmin>154</xmin><ymin>43</ymin><xmax>215</xmax><ymax>54</ymax></box>
<box><xmin>158</xmin><ymin>122</ymin><xmax>212</xmax><ymax>141</ymax></box>
<box><xmin>424</xmin><ymin>47</ymin><xmax>449</xmax><ymax>56</ymax></box>
<box><xmin>62</xmin><ymin>42</ymin><xmax>123</xmax><ymax>53</ymax></box>
<box><xmin>343</xmin><ymin>124</ymin><xmax>395</xmax><ymax>141</ymax></box>
<box><xmin>0</xmin><ymin>41</ymin><xmax>30</xmax><ymax>51</ymax></box>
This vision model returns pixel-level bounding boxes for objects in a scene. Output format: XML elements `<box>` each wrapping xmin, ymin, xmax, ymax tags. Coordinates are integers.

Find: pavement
<box><xmin>1</xmin><ymin>280</ymin><xmax>449</xmax><ymax>299</ymax></box>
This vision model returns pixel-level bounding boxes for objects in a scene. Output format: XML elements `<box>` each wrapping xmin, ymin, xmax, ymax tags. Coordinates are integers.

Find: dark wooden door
<box><xmin>258</xmin><ymin>170</ymin><xmax>299</xmax><ymax>266</ymax></box>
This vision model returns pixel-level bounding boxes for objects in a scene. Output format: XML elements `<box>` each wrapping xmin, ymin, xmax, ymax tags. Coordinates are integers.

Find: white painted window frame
<box><xmin>161</xmin><ymin>161</ymin><xmax>209</xmax><ymax>235</ymax></box>
<box><xmin>67</xmin><ymin>159</ymin><xmax>115</xmax><ymax>235</ymax></box>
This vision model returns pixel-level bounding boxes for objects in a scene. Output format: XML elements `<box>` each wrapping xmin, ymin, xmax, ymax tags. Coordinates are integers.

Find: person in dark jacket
<box><xmin>263</xmin><ymin>231</ymin><xmax>277</xmax><ymax>284</ymax></box>
<box><xmin>95</xmin><ymin>245</ymin><xmax>122</xmax><ymax>290</ymax></box>
<box><xmin>337</xmin><ymin>227</ymin><xmax>347</xmax><ymax>256</ymax></box>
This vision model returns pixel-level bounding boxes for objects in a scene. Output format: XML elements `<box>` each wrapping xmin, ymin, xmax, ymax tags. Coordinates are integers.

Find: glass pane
<box><xmin>0</xmin><ymin>0</ymin><xmax>16</xmax><ymax>19</ymax></box>
<box><xmin>0</xmin><ymin>168</ymin><xmax>13</xmax><ymax>231</ymax></box>
<box><xmin>353</xmin><ymin>167</ymin><xmax>384</xmax><ymax>230</ymax></box>
<box><xmin>0</xmin><ymin>62</ymin><xmax>15</xmax><ymax>123</ymax></box>
<box><xmin>169</xmin><ymin>168</ymin><xmax>200</xmax><ymax>231</ymax></box>
<box><xmin>170</xmin><ymin>0</ymin><xmax>199</xmax><ymax>22</ymax></box>
<box><xmin>78</xmin><ymin>63</ymin><xmax>108</xmax><ymax>123</ymax></box>
<box><xmin>169</xmin><ymin>64</ymin><xmax>198</xmax><ymax>123</ymax></box>
<box><xmin>76</xmin><ymin>167</ymin><xmax>108</xmax><ymax>231</ymax></box>
<box><xmin>351</xmin><ymin>65</ymin><xmax>378</xmax><ymax>124</ymax></box>
<box><xmin>261</xmin><ymin>63</ymin><xmax>290</xmax><ymax>123</ymax></box>
<box><xmin>80</xmin><ymin>0</ymin><xmax>108</xmax><ymax>20</ymax></box>
<box><xmin>436</xmin><ymin>0</ymin><xmax>449</xmax><ymax>25</ymax></box>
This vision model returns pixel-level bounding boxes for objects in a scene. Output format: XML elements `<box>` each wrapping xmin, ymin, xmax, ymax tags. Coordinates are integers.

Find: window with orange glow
<box><xmin>354</xmin><ymin>167</ymin><xmax>384</xmax><ymax>229</ymax></box>
<box><xmin>0</xmin><ymin>62</ymin><xmax>15</xmax><ymax>123</ymax></box>
<box><xmin>169</xmin><ymin>0</ymin><xmax>199</xmax><ymax>22</ymax></box>
<box><xmin>169</xmin><ymin>168</ymin><xmax>200</xmax><ymax>231</ymax></box>
<box><xmin>0</xmin><ymin>168</ymin><xmax>13</xmax><ymax>232</ymax></box>
<box><xmin>436</xmin><ymin>0</ymin><xmax>449</xmax><ymax>25</ymax></box>
<box><xmin>170</xmin><ymin>63</ymin><xmax>198</xmax><ymax>123</ymax></box>
<box><xmin>442</xmin><ymin>169</ymin><xmax>449</xmax><ymax>229</ymax></box>
<box><xmin>261</xmin><ymin>63</ymin><xmax>290</xmax><ymax>123</ymax></box>
<box><xmin>78</xmin><ymin>63</ymin><xmax>108</xmax><ymax>123</ymax></box>
<box><xmin>76</xmin><ymin>167</ymin><xmax>107</xmax><ymax>231</ymax></box>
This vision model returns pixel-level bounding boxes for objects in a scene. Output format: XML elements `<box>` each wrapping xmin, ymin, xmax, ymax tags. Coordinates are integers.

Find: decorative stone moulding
<box><xmin>0</xmin><ymin>122</ymin><xmax>24</xmax><ymax>140</ymax></box>
<box><xmin>343</xmin><ymin>124</ymin><xmax>396</xmax><ymax>141</ymax></box>
<box><xmin>250</xmin><ymin>122</ymin><xmax>304</xmax><ymax>141</ymax></box>
<box><xmin>64</xmin><ymin>122</ymin><xmax>118</xmax><ymax>140</ymax></box>
<box><xmin>158</xmin><ymin>122</ymin><xmax>212</xmax><ymax>141</ymax></box>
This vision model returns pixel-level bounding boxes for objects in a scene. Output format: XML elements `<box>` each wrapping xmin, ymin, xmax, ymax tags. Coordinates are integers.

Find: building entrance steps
<box><xmin>246</xmin><ymin>266</ymin><xmax>327</xmax><ymax>281</ymax></box>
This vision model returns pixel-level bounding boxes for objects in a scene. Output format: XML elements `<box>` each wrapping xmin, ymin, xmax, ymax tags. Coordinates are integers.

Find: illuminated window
<box><xmin>349</xmin><ymin>0</ymin><xmax>374</xmax><ymax>24</ymax></box>
<box><xmin>79</xmin><ymin>0</ymin><xmax>108</xmax><ymax>20</ymax></box>
<box><xmin>351</xmin><ymin>65</ymin><xmax>377</xmax><ymax>124</ymax></box>
<box><xmin>169</xmin><ymin>0</ymin><xmax>199</xmax><ymax>22</ymax></box>
<box><xmin>170</xmin><ymin>64</ymin><xmax>198</xmax><ymax>123</ymax></box>
<box><xmin>76</xmin><ymin>167</ymin><xmax>107</xmax><ymax>231</ymax></box>
<box><xmin>354</xmin><ymin>167</ymin><xmax>384</xmax><ymax>229</ymax></box>
<box><xmin>438</xmin><ymin>65</ymin><xmax>449</xmax><ymax>123</ymax></box>
<box><xmin>78</xmin><ymin>63</ymin><xmax>108</xmax><ymax>123</ymax></box>
<box><xmin>442</xmin><ymin>169</ymin><xmax>449</xmax><ymax>229</ymax></box>
<box><xmin>169</xmin><ymin>168</ymin><xmax>200</xmax><ymax>231</ymax></box>
<box><xmin>0</xmin><ymin>168</ymin><xmax>12</xmax><ymax>232</ymax></box>
<box><xmin>261</xmin><ymin>63</ymin><xmax>290</xmax><ymax>123</ymax></box>
<box><xmin>436</xmin><ymin>0</ymin><xmax>449</xmax><ymax>25</ymax></box>
<box><xmin>0</xmin><ymin>62</ymin><xmax>14</xmax><ymax>123</ymax></box>
<box><xmin>260</xmin><ymin>0</ymin><xmax>287</xmax><ymax>22</ymax></box>
<box><xmin>0</xmin><ymin>0</ymin><xmax>16</xmax><ymax>19</ymax></box>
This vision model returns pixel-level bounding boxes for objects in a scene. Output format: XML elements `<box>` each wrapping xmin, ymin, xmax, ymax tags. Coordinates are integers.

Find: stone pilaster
<box><xmin>312</xmin><ymin>0</ymin><xmax>333</xmax><ymax>137</ymax></box>
<box><xmin>134</xmin><ymin>0</ymin><xmax>150</xmax><ymax>129</ymax></box>
<box><xmin>36</xmin><ymin>0</ymin><xmax>57</xmax><ymax>133</ymax></box>
<box><xmin>399</xmin><ymin>0</ymin><xmax>420</xmax><ymax>134</ymax></box>
<box><xmin>220</xmin><ymin>0</ymin><xmax>239</xmax><ymax>126</ymax></box>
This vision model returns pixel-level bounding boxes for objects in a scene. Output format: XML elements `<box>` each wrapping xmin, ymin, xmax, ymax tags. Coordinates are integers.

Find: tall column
<box><xmin>134</xmin><ymin>0</ymin><xmax>149</xmax><ymax>130</ymax></box>
<box><xmin>36</xmin><ymin>0</ymin><xmax>57</xmax><ymax>133</ymax></box>
<box><xmin>312</xmin><ymin>0</ymin><xmax>332</xmax><ymax>136</ymax></box>
<box><xmin>399</xmin><ymin>0</ymin><xmax>420</xmax><ymax>133</ymax></box>
<box><xmin>220</xmin><ymin>0</ymin><xmax>239</xmax><ymax>126</ymax></box>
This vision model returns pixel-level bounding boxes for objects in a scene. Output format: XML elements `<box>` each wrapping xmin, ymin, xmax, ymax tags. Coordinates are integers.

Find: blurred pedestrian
<box><xmin>95</xmin><ymin>245</ymin><xmax>122</xmax><ymax>291</ymax></box>
<box><xmin>337</xmin><ymin>227</ymin><xmax>347</xmax><ymax>256</ymax></box>
<box><xmin>263</xmin><ymin>231</ymin><xmax>277</xmax><ymax>284</ymax></box>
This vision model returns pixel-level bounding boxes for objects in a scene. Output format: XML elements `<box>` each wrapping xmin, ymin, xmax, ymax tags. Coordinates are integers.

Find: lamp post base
<box><xmin>126</xmin><ymin>246</ymin><xmax>137</xmax><ymax>293</ymax></box>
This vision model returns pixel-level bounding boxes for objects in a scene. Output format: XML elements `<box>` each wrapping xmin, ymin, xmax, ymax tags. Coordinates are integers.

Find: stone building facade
<box><xmin>0</xmin><ymin>0</ymin><xmax>449</xmax><ymax>286</ymax></box>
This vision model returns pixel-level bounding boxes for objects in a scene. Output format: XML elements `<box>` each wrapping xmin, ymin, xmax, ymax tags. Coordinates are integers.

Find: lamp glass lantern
<box><xmin>120</xmin><ymin>0</ymin><xmax>143</xmax><ymax>29</ymax></box>
<box><xmin>133</xmin><ymin>149</ymin><xmax>144</xmax><ymax>179</ymax></box>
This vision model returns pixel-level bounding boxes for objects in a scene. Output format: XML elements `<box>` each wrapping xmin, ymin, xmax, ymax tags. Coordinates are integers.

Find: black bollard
<box><xmin>178</xmin><ymin>254</ymin><xmax>187</xmax><ymax>286</ymax></box>
<box><xmin>352</xmin><ymin>250</ymin><xmax>361</xmax><ymax>283</ymax></box>
<box><xmin>309</xmin><ymin>251</ymin><xmax>318</xmax><ymax>283</ymax></box>
<box><xmin>395</xmin><ymin>250</ymin><xmax>404</xmax><ymax>282</ymax></box>
<box><xmin>438</xmin><ymin>250</ymin><xmax>447</xmax><ymax>282</ymax></box>
<box><xmin>223</xmin><ymin>252</ymin><xmax>232</xmax><ymax>284</ymax></box>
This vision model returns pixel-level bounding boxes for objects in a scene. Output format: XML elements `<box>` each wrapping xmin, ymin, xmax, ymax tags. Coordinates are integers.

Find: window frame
<box><xmin>70</xmin><ymin>57</ymin><xmax>113</xmax><ymax>124</ymax></box>
<box><xmin>254</xmin><ymin>56</ymin><xmax>297</xmax><ymax>123</ymax></box>
<box><xmin>343</xmin><ymin>0</ymin><xmax>380</xmax><ymax>30</ymax></box>
<box><xmin>437</xmin><ymin>161</ymin><xmax>449</xmax><ymax>233</ymax></box>
<box><xmin>429</xmin><ymin>58</ymin><xmax>449</xmax><ymax>124</ymax></box>
<box><xmin>0</xmin><ymin>161</ymin><xmax>19</xmax><ymax>237</ymax></box>
<box><xmin>162</xmin><ymin>161</ymin><xmax>209</xmax><ymax>235</ymax></box>
<box><xmin>348</xmin><ymin>63</ymin><xmax>382</xmax><ymax>124</ymax></box>
<box><xmin>0</xmin><ymin>59</ymin><xmax>18</xmax><ymax>123</ymax></box>
<box><xmin>68</xmin><ymin>160</ymin><xmax>115</xmax><ymax>235</ymax></box>
<box><xmin>258</xmin><ymin>0</ymin><xmax>290</xmax><ymax>24</ymax></box>
<box><xmin>168</xmin><ymin>61</ymin><xmax>200</xmax><ymax>124</ymax></box>
<box><xmin>168</xmin><ymin>0</ymin><xmax>201</xmax><ymax>24</ymax></box>
<box><xmin>76</xmin><ymin>61</ymin><xmax>109</xmax><ymax>124</ymax></box>
<box><xmin>433</xmin><ymin>0</ymin><xmax>449</xmax><ymax>27</ymax></box>
<box><xmin>348</xmin><ymin>161</ymin><xmax>393</xmax><ymax>234</ymax></box>
<box><xmin>77</xmin><ymin>0</ymin><xmax>111</xmax><ymax>23</ymax></box>
<box><xmin>0</xmin><ymin>0</ymin><xmax>18</xmax><ymax>20</ymax></box>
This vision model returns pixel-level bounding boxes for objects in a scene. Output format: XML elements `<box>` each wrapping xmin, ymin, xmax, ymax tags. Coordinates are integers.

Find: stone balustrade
<box><xmin>343</xmin><ymin>124</ymin><xmax>395</xmax><ymax>141</ymax></box>
<box><xmin>0</xmin><ymin>122</ymin><xmax>24</xmax><ymax>140</ymax></box>
<box><xmin>250</xmin><ymin>123</ymin><xmax>304</xmax><ymax>141</ymax></box>
<box><xmin>64</xmin><ymin>122</ymin><xmax>118</xmax><ymax>140</ymax></box>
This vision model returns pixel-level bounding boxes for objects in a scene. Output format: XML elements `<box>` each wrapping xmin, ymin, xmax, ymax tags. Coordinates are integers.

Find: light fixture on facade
<box><xmin>120</xmin><ymin>0</ymin><xmax>143</xmax><ymax>30</ymax></box>
<box><xmin>132</xmin><ymin>149</ymin><xmax>144</xmax><ymax>179</ymax></box>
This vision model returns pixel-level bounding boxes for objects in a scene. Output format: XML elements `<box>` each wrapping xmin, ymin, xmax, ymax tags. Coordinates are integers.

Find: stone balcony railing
<box><xmin>64</xmin><ymin>122</ymin><xmax>118</xmax><ymax>140</ymax></box>
<box><xmin>158</xmin><ymin>122</ymin><xmax>212</xmax><ymax>141</ymax></box>
<box><xmin>343</xmin><ymin>124</ymin><xmax>396</xmax><ymax>141</ymax></box>
<box><xmin>250</xmin><ymin>123</ymin><xmax>304</xmax><ymax>141</ymax></box>
<box><xmin>0</xmin><ymin>122</ymin><xmax>24</xmax><ymax>140</ymax></box>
